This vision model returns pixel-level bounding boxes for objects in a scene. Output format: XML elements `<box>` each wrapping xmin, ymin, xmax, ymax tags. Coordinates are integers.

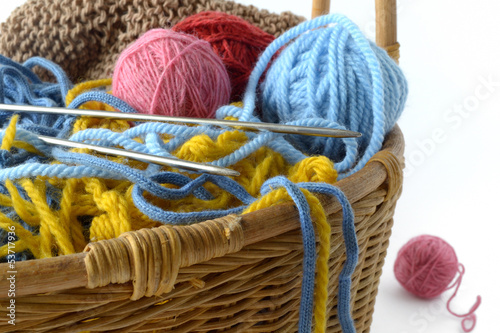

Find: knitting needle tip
<box><xmin>37</xmin><ymin>135</ymin><xmax>240</xmax><ymax>177</ymax></box>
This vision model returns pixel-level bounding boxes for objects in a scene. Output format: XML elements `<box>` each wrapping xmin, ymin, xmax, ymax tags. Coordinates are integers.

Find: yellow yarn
<box><xmin>288</xmin><ymin>155</ymin><xmax>338</xmax><ymax>184</ymax></box>
<box><xmin>0</xmin><ymin>115</ymin><xmax>40</xmax><ymax>154</ymax></box>
<box><xmin>307</xmin><ymin>193</ymin><xmax>331</xmax><ymax>333</ymax></box>
<box><xmin>19</xmin><ymin>178</ymin><xmax>75</xmax><ymax>256</ymax></box>
<box><xmin>175</xmin><ymin>130</ymin><xmax>248</xmax><ymax>163</ymax></box>
<box><xmin>0</xmin><ymin>214</ymin><xmax>41</xmax><ymax>258</ymax></box>
<box><xmin>85</xmin><ymin>178</ymin><xmax>132</xmax><ymax>241</ymax></box>
<box><xmin>0</xmin><ymin>115</ymin><xmax>18</xmax><ymax>150</ymax></box>
<box><xmin>4</xmin><ymin>180</ymin><xmax>39</xmax><ymax>226</ymax></box>
<box><xmin>59</xmin><ymin>178</ymin><xmax>87</xmax><ymax>252</ymax></box>
<box><xmin>11</xmin><ymin>141</ymin><xmax>41</xmax><ymax>155</ymax></box>
<box><xmin>1</xmin><ymin>87</ymin><xmax>337</xmax><ymax>331</ymax></box>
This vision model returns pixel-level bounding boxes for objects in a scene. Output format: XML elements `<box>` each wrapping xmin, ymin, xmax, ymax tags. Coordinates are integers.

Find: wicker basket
<box><xmin>0</xmin><ymin>0</ymin><xmax>404</xmax><ymax>332</ymax></box>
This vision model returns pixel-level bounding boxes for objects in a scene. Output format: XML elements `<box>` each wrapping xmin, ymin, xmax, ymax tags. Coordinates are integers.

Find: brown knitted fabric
<box><xmin>0</xmin><ymin>0</ymin><xmax>305</xmax><ymax>82</ymax></box>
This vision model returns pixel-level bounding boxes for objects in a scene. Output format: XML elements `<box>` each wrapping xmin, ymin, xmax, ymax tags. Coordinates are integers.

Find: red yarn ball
<box><xmin>172</xmin><ymin>11</ymin><xmax>275</xmax><ymax>101</ymax></box>
<box><xmin>112</xmin><ymin>29</ymin><xmax>230</xmax><ymax>118</ymax></box>
<box><xmin>394</xmin><ymin>235</ymin><xmax>459</xmax><ymax>299</ymax></box>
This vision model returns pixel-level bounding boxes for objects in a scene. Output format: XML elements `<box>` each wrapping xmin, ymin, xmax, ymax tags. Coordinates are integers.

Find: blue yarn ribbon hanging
<box><xmin>300</xmin><ymin>182</ymin><xmax>358</xmax><ymax>333</ymax></box>
<box><xmin>261</xmin><ymin>177</ymin><xmax>358</xmax><ymax>333</ymax></box>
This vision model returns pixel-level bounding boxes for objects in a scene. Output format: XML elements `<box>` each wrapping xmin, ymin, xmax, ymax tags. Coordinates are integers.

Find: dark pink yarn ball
<box><xmin>394</xmin><ymin>235</ymin><xmax>459</xmax><ymax>299</ymax></box>
<box><xmin>172</xmin><ymin>11</ymin><xmax>275</xmax><ymax>101</ymax></box>
<box><xmin>112</xmin><ymin>29</ymin><xmax>230</xmax><ymax>118</ymax></box>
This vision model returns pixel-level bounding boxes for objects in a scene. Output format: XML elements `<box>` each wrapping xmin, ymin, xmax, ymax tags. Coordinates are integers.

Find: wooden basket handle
<box><xmin>312</xmin><ymin>0</ymin><xmax>399</xmax><ymax>63</ymax></box>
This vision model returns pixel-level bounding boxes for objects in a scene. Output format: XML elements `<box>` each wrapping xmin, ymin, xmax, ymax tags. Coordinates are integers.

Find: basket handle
<box><xmin>312</xmin><ymin>0</ymin><xmax>399</xmax><ymax>63</ymax></box>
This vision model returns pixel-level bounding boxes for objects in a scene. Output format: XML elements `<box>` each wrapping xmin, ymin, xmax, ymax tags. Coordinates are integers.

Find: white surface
<box><xmin>1</xmin><ymin>1</ymin><xmax>498</xmax><ymax>332</ymax></box>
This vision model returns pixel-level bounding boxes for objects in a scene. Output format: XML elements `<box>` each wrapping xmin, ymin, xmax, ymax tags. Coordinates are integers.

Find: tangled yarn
<box><xmin>395</xmin><ymin>235</ymin><xmax>481</xmax><ymax>332</ymax></box>
<box><xmin>237</xmin><ymin>14</ymin><xmax>408</xmax><ymax>178</ymax></box>
<box><xmin>172</xmin><ymin>11</ymin><xmax>275</xmax><ymax>101</ymax></box>
<box><xmin>0</xmin><ymin>70</ymin><xmax>356</xmax><ymax>333</ymax></box>
<box><xmin>0</xmin><ymin>55</ymin><xmax>74</xmax><ymax>137</ymax></box>
<box><xmin>112</xmin><ymin>29</ymin><xmax>230</xmax><ymax>118</ymax></box>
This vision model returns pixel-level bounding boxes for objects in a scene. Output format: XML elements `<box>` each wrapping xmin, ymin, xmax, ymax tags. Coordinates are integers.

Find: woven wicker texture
<box><xmin>0</xmin><ymin>1</ymin><xmax>404</xmax><ymax>332</ymax></box>
<box><xmin>0</xmin><ymin>0</ymin><xmax>304</xmax><ymax>82</ymax></box>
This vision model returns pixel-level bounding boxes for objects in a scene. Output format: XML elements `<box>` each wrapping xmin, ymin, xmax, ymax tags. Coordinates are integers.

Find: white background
<box><xmin>1</xmin><ymin>1</ymin><xmax>498</xmax><ymax>332</ymax></box>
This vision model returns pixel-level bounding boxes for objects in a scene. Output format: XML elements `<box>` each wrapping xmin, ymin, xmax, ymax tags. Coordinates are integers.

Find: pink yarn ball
<box><xmin>394</xmin><ymin>235</ymin><xmax>459</xmax><ymax>299</ymax></box>
<box><xmin>112</xmin><ymin>28</ymin><xmax>230</xmax><ymax>118</ymax></box>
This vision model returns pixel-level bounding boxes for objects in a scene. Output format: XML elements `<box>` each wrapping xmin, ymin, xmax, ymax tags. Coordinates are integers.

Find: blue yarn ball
<box><xmin>259</xmin><ymin>15</ymin><xmax>408</xmax><ymax>177</ymax></box>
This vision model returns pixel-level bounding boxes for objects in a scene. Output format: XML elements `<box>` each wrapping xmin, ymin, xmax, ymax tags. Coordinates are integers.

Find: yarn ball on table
<box><xmin>394</xmin><ymin>235</ymin><xmax>481</xmax><ymax>332</ymax></box>
<box><xmin>394</xmin><ymin>235</ymin><xmax>459</xmax><ymax>298</ymax></box>
<box><xmin>112</xmin><ymin>28</ymin><xmax>230</xmax><ymax>118</ymax></box>
<box><xmin>172</xmin><ymin>11</ymin><xmax>275</xmax><ymax>101</ymax></box>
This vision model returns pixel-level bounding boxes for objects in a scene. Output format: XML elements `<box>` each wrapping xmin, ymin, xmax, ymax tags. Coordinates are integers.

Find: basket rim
<box><xmin>0</xmin><ymin>124</ymin><xmax>404</xmax><ymax>298</ymax></box>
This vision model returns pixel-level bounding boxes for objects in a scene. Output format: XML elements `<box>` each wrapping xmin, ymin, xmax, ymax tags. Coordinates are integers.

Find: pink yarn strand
<box><xmin>445</xmin><ymin>264</ymin><xmax>482</xmax><ymax>332</ymax></box>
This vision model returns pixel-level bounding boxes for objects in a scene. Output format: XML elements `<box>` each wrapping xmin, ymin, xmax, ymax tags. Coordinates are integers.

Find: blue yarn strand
<box><xmin>260</xmin><ymin>177</ymin><xmax>317</xmax><ymax>332</ymax></box>
<box><xmin>300</xmin><ymin>182</ymin><xmax>358</xmax><ymax>333</ymax></box>
<box><xmin>68</xmin><ymin>90</ymin><xmax>139</xmax><ymax>114</ymax></box>
<box><xmin>23</xmin><ymin>57</ymin><xmax>73</xmax><ymax>100</ymax></box>
<box><xmin>0</xmin><ymin>55</ymin><xmax>75</xmax><ymax>138</ymax></box>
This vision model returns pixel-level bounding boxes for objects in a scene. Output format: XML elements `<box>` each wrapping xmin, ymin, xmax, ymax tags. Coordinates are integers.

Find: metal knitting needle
<box><xmin>0</xmin><ymin>104</ymin><xmax>361</xmax><ymax>138</ymax></box>
<box><xmin>37</xmin><ymin>135</ymin><xmax>240</xmax><ymax>177</ymax></box>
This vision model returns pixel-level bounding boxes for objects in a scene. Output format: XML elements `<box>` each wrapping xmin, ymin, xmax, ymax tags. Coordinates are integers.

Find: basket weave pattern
<box><xmin>0</xmin><ymin>1</ymin><xmax>404</xmax><ymax>332</ymax></box>
<box><xmin>0</xmin><ymin>134</ymin><xmax>403</xmax><ymax>332</ymax></box>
